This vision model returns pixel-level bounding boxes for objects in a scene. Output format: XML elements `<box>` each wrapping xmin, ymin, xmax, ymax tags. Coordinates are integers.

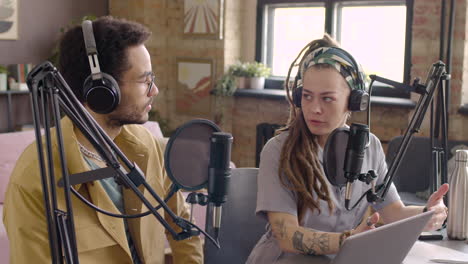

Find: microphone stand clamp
<box><xmin>358</xmin><ymin>170</ymin><xmax>377</xmax><ymax>185</ymax></box>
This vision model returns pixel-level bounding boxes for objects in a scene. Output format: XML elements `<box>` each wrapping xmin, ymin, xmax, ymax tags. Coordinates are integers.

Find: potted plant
<box><xmin>213</xmin><ymin>73</ymin><xmax>237</xmax><ymax>96</ymax></box>
<box><xmin>245</xmin><ymin>61</ymin><xmax>271</xmax><ymax>89</ymax></box>
<box><xmin>212</xmin><ymin>73</ymin><xmax>237</xmax><ymax>126</ymax></box>
<box><xmin>0</xmin><ymin>65</ymin><xmax>8</xmax><ymax>91</ymax></box>
<box><xmin>228</xmin><ymin>62</ymin><xmax>249</xmax><ymax>89</ymax></box>
<box><xmin>227</xmin><ymin>61</ymin><xmax>271</xmax><ymax>89</ymax></box>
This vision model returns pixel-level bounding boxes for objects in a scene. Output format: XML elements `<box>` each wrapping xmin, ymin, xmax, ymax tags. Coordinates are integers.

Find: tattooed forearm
<box><xmin>292</xmin><ymin>231</ymin><xmax>330</xmax><ymax>255</ymax></box>
<box><xmin>272</xmin><ymin>218</ymin><xmax>287</xmax><ymax>239</ymax></box>
<box><xmin>293</xmin><ymin>231</ymin><xmax>314</xmax><ymax>254</ymax></box>
<box><xmin>307</xmin><ymin>232</ymin><xmax>330</xmax><ymax>253</ymax></box>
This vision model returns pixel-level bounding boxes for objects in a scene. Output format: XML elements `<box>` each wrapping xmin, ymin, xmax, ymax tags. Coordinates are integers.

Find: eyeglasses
<box><xmin>121</xmin><ymin>72</ymin><xmax>155</xmax><ymax>95</ymax></box>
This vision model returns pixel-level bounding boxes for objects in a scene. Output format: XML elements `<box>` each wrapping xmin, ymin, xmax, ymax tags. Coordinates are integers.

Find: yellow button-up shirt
<box><xmin>3</xmin><ymin>117</ymin><xmax>203</xmax><ymax>263</ymax></box>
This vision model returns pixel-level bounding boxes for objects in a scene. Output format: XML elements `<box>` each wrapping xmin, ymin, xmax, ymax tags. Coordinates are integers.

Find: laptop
<box><xmin>331</xmin><ymin>210</ymin><xmax>434</xmax><ymax>264</ymax></box>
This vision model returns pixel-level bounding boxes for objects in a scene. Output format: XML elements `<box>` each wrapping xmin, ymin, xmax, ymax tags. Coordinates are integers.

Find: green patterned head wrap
<box><xmin>300</xmin><ymin>46</ymin><xmax>366</xmax><ymax>92</ymax></box>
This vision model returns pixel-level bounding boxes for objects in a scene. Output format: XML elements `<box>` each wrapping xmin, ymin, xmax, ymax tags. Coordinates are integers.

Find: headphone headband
<box><xmin>292</xmin><ymin>45</ymin><xmax>369</xmax><ymax>111</ymax></box>
<box><xmin>82</xmin><ymin>20</ymin><xmax>97</xmax><ymax>54</ymax></box>
<box><xmin>81</xmin><ymin>20</ymin><xmax>121</xmax><ymax>114</ymax></box>
<box><xmin>82</xmin><ymin>20</ymin><xmax>103</xmax><ymax>81</ymax></box>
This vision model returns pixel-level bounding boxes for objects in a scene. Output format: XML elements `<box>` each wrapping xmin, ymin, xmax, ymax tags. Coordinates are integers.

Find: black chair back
<box><xmin>204</xmin><ymin>168</ymin><xmax>266</xmax><ymax>264</ymax></box>
<box><xmin>386</xmin><ymin>136</ymin><xmax>468</xmax><ymax>205</ymax></box>
<box><xmin>256</xmin><ymin>123</ymin><xmax>281</xmax><ymax>167</ymax></box>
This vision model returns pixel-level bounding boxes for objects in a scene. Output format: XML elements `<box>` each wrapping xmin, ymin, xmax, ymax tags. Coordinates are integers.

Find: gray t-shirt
<box><xmin>246</xmin><ymin>132</ymin><xmax>401</xmax><ymax>263</ymax></box>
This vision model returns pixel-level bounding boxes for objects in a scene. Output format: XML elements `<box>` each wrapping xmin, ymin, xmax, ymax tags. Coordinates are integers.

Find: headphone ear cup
<box><xmin>293</xmin><ymin>86</ymin><xmax>303</xmax><ymax>108</ymax></box>
<box><xmin>348</xmin><ymin>89</ymin><xmax>369</xmax><ymax>112</ymax></box>
<box><xmin>83</xmin><ymin>72</ymin><xmax>120</xmax><ymax>114</ymax></box>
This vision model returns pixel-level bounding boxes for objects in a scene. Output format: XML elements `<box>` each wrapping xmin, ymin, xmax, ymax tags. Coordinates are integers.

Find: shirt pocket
<box><xmin>75</xmin><ymin>224</ymin><xmax>118</xmax><ymax>253</ymax></box>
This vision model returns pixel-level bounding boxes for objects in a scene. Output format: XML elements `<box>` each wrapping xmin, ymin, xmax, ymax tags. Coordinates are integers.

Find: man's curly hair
<box><xmin>58</xmin><ymin>16</ymin><xmax>151</xmax><ymax>102</ymax></box>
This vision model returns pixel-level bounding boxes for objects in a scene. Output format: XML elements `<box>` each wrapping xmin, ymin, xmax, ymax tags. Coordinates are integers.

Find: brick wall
<box><xmin>111</xmin><ymin>0</ymin><xmax>230</xmax><ymax>128</ymax></box>
<box><xmin>410</xmin><ymin>0</ymin><xmax>468</xmax><ymax>141</ymax></box>
<box><xmin>110</xmin><ymin>0</ymin><xmax>468</xmax><ymax>167</ymax></box>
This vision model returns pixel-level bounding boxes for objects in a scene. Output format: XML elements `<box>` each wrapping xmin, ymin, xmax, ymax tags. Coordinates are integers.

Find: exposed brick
<box><xmin>110</xmin><ymin>0</ymin><xmax>468</xmax><ymax>167</ymax></box>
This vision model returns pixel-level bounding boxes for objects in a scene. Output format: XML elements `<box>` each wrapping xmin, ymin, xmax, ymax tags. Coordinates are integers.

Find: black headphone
<box><xmin>82</xmin><ymin>20</ymin><xmax>120</xmax><ymax>114</ymax></box>
<box><xmin>292</xmin><ymin>47</ymin><xmax>369</xmax><ymax>112</ymax></box>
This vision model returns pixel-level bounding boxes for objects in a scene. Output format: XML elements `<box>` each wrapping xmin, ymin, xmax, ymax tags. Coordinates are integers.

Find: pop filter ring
<box><xmin>164</xmin><ymin>119</ymin><xmax>221</xmax><ymax>191</ymax></box>
<box><xmin>323</xmin><ymin>125</ymin><xmax>375</xmax><ymax>210</ymax></box>
<box><xmin>63</xmin><ymin>119</ymin><xmax>220</xmax><ymax>219</ymax></box>
<box><xmin>323</xmin><ymin>126</ymin><xmax>349</xmax><ymax>187</ymax></box>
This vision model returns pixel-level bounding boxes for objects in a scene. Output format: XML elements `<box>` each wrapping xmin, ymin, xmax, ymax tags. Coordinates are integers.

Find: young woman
<box><xmin>246</xmin><ymin>35</ymin><xmax>449</xmax><ymax>263</ymax></box>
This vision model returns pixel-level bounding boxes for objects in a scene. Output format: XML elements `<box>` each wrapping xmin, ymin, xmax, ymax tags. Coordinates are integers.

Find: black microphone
<box><xmin>344</xmin><ymin>123</ymin><xmax>369</xmax><ymax>210</ymax></box>
<box><xmin>207</xmin><ymin>132</ymin><xmax>233</xmax><ymax>237</ymax></box>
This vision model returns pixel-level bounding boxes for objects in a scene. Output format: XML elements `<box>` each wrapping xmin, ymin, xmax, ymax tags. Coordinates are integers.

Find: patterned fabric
<box><xmin>300</xmin><ymin>47</ymin><xmax>366</xmax><ymax>92</ymax></box>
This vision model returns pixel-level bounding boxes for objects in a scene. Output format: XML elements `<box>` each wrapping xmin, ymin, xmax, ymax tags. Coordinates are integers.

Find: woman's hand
<box><xmin>423</xmin><ymin>183</ymin><xmax>449</xmax><ymax>231</ymax></box>
<box><xmin>353</xmin><ymin>212</ymin><xmax>380</xmax><ymax>235</ymax></box>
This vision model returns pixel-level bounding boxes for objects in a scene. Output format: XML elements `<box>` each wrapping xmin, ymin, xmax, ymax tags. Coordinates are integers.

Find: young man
<box><xmin>3</xmin><ymin>16</ymin><xmax>203</xmax><ymax>263</ymax></box>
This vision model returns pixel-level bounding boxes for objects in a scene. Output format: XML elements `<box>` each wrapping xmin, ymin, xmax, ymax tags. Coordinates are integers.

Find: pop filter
<box><xmin>323</xmin><ymin>127</ymin><xmax>349</xmax><ymax>187</ymax></box>
<box><xmin>164</xmin><ymin>119</ymin><xmax>221</xmax><ymax>191</ymax></box>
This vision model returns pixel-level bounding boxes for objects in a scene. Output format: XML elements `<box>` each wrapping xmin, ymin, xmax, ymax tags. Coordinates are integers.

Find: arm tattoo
<box><xmin>272</xmin><ymin>218</ymin><xmax>287</xmax><ymax>239</ymax></box>
<box><xmin>292</xmin><ymin>231</ymin><xmax>330</xmax><ymax>255</ymax></box>
<box><xmin>293</xmin><ymin>231</ymin><xmax>313</xmax><ymax>254</ymax></box>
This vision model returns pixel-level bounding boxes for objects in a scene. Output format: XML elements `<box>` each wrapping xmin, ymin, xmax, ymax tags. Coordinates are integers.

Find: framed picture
<box><xmin>183</xmin><ymin>0</ymin><xmax>223</xmax><ymax>39</ymax></box>
<box><xmin>0</xmin><ymin>0</ymin><xmax>18</xmax><ymax>40</ymax></box>
<box><xmin>176</xmin><ymin>58</ymin><xmax>214</xmax><ymax>115</ymax></box>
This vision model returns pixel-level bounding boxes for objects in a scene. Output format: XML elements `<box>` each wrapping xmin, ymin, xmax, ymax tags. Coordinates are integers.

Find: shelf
<box><xmin>0</xmin><ymin>90</ymin><xmax>29</xmax><ymax>95</ymax></box>
<box><xmin>0</xmin><ymin>90</ymin><xmax>32</xmax><ymax>132</ymax></box>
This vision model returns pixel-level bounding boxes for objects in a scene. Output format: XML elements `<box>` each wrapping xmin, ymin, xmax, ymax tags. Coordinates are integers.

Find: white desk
<box><xmin>427</xmin><ymin>236</ymin><xmax>468</xmax><ymax>254</ymax></box>
<box><xmin>404</xmin><ymin>240</ymin><xmax>468</xmax><ymax>263</ymax></box>
<box><xmin>276</xmin><ymin>237</ymin><xmax>468</xmax><ymax>264</ymax></box>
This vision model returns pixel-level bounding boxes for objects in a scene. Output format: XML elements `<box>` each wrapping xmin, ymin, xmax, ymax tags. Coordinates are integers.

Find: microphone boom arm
<box><xmin>367</xmin><ymin>61</ymin><xmax>448</xmax><ymax>203</ymax></box>
<box><xmin>26</xmin><ymin>61</ymin><xmax>210</xmax><ymax>263</ymax></box>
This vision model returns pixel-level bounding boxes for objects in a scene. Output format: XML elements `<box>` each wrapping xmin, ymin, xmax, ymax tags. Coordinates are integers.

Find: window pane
<box><xmin>339</xmin><ymin>5</ymin><xmax>406</xmax><ymax>82</ymax></box>
<box><xmin>267</xmin><ymin>5</ymin><xmax>325</xmax><ymax>77</ymax></box>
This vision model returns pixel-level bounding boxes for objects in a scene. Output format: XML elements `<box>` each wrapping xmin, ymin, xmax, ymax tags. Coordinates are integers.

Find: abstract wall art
<box><xmin>183</xmin><ymin>0</ymin><xmax>223</xmax><ymax>38</ymax></box>
<box><xmin>0</xmin><ymin>0</ymin><xmax>18</xmax><ymax>40</ymax></box>
<box><xmin>176</xmin><ymin>58</ymin><xmax>214</xmax><ymax>115</ymax></box>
